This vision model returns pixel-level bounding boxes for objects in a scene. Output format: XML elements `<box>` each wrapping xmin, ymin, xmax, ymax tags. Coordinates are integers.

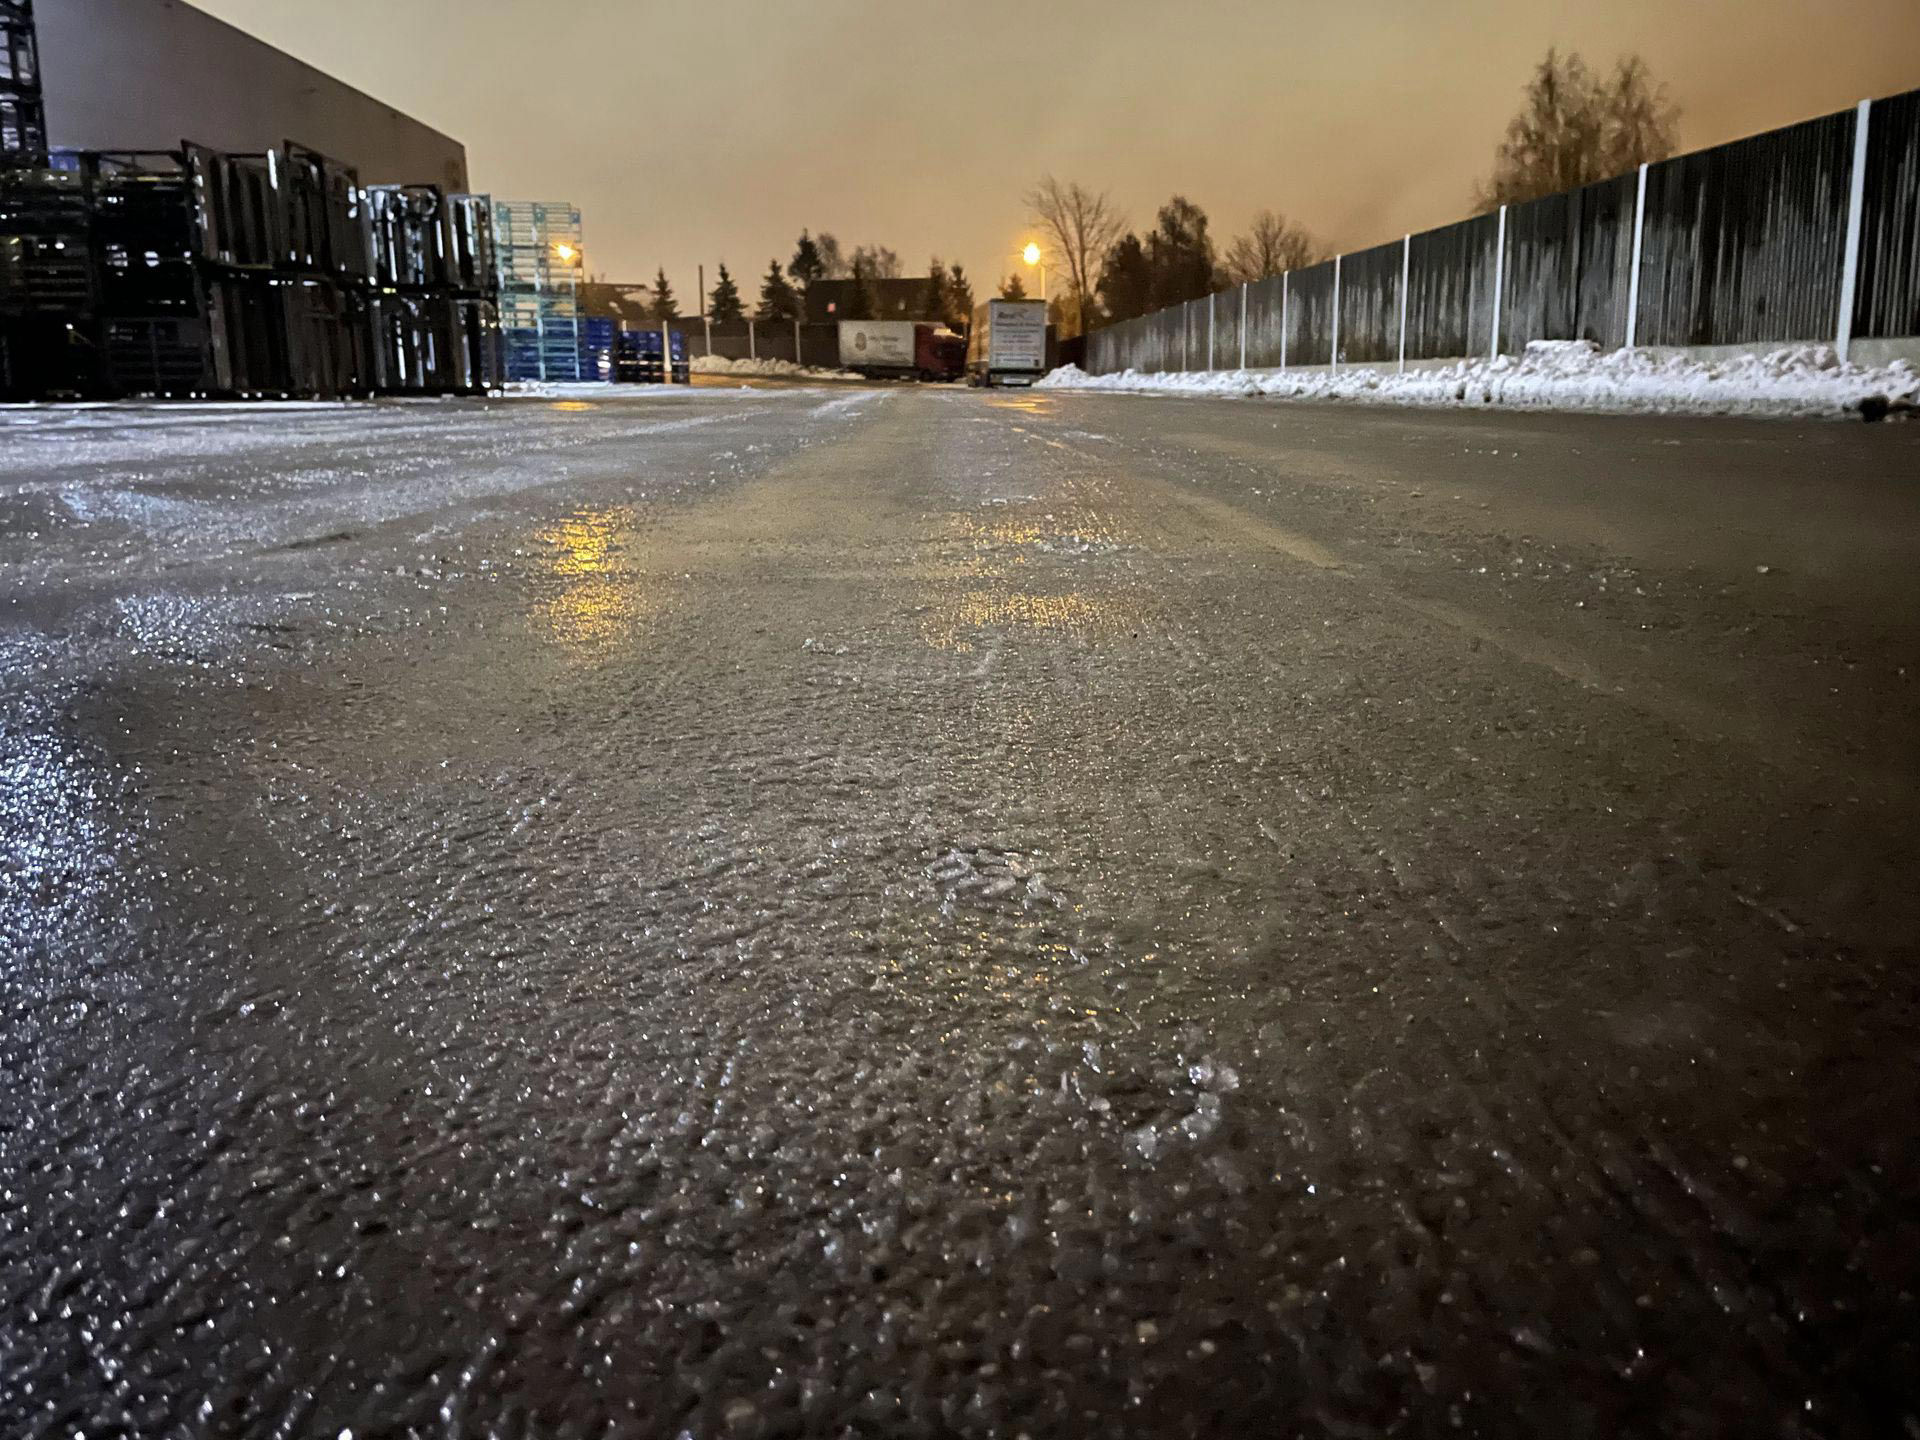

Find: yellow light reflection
<box><xmin>530</xmin><ymin>506</ymin><xmax>662</xmax><ymax>658</ymax></box>
<box><xmin>919</xmin><ymin>589</ymin><xmax>1117</xmax><ymax>651</ymax></box>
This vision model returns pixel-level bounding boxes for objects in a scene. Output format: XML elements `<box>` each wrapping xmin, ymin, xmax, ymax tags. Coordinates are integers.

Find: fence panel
<box><xmin>1107</xmin><ymin>315</ymin><xmax>1152</xmax><ymax>372</ymax></box>
<box><xmin>1855</xmin><ymin>89</ymin><xmax>1920</xmax><ymax>341</ymax></box>
<box><xmin>1636</xmin><ymin>108</ymin><xmax>1856</xmax><ymax>347</ymax></box>
<box><xmin>1337</xmin><ymin>239</ymin><xmax>1403</xmax><ymax>364</ymax></box>
<box><xmin>1210</xmin><ymin>285</ymin><xmax>1245</xmax><ymax>369</ymax></box>
<box><xmin>1185</xmin><ymin>296</ymin><xmax>1210</xmax><ymax>370</ymax></box>
<box><xmin>1285</xmin><ymin>260</ymin><xmax>1337</xmax><ymax>366</ymax></box>
<box><xmin>1500</xmin><ymin>172</ymin><xmax>1637</xmax><ymax>351</ymax></box>
<box><xmin>1405</xmin><ymin>213</ymin><xmax>1498</xmax><ymax>360</ymax></box>
<box><xmin>1243</xmin><ymin>273</ymin><xmax>1286</xmax><ymax>367</ymax></box>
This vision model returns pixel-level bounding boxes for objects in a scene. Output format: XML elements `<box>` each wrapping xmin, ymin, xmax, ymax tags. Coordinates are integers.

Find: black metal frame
<box><xmin>0</xmin><ymin>0</ymin><xmax>48</xmax><ymax>168</ymax></box>
<box><xmin>0</xmin><ymin>132</ymin><xmax>504</xmax><ymax>401</ymax></box>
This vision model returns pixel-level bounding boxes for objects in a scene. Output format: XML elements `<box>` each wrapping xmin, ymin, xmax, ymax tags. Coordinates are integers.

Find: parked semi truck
<box><xmin>836</xmin><ymin>320</ymin><xmax>966</xmax><ymax>381</ymax></box>
<box><xmin>965</xmin><ymin>299</ymin><xmax>1049</xmax><ymax>386</ymax></box>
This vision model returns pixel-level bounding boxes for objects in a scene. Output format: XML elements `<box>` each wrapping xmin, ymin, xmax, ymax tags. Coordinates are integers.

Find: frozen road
<box><xmin>4</xmin><ymin>386</ymin><xmax>1919</xmax><ymax>1438</ymax></box>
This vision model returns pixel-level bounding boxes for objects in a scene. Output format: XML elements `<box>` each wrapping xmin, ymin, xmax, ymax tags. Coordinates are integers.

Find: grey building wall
<box><xmin>35</xmin><ymin>0</ymin><xmax>466</xmax><ymax>190</ymax></box>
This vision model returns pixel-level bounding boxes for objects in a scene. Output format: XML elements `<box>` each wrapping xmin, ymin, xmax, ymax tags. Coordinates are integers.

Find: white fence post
<box><xmin>703</xmin><ymin>314</ymin><xmax>712</xmax><ymax>358</ymax></box>
<box><xmin>748</xmin><ymin>318</ymin><xmax>756</xmax><ymax>361</ymax></box>
<box><xmin>1280</xmin><ymin>272</ymin><xmax>1289</xmax><ymax>369</ymax></box>
<box><xmin>1625</xmin><ymin>162</ymin><xmax>1649</xmax><ymax>349</ymax></box>
<box><xmin>662</xmin><ymin>320</ymin><xmax>672</xmax><ymax>382</ymax></box>
<box><xmin>1239</xmin><ymin>283</ymin><xmax>1248</xmax><ymax>370</ymax></box>
<box><xmin>1397</xmin><ymin>234</ymin><xmax>1410</xmax><ymax>372</ymax></box>
<box><xmin>1183</xmin><ymin>304</ymin><xmax>1190</xmax><ymax>371</ymax></box>
<box><xmin>1331</xmin><ymin>254</ymin><xmax>1341</xmax><ymax>373</ymax></box>
<box><xmin>1836</xmin><ymin>97</ymin><xmax>1872</xmax><ymax>364</ymax></box>
<box><xmin>1208</xmin><ymin>292</ymin><xmax>1216</xmax><ymax>370</ymax></box>
<box><xmin>793</xmin><ymin>317</ymin><xmax>802</xmax><ymax>366</ymax></box>
<box><xmin>1490</xmin><ymin>204</ymin><xmax>1507</xmax><ymax>360</ymax></box>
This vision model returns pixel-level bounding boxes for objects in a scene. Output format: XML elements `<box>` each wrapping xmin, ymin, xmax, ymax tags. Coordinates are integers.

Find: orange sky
<box><xmin>194</xmin><ymin>0</ymin><xmax>1920</xmax><ymax>304</ymax></box>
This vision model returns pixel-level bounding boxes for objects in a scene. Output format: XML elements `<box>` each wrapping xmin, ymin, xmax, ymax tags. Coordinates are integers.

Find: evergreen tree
<box><xmin>649</xmin><ymin>267</ymin><xmax>677</xmax><ymax>322</ymax></box>
<box><xmin>946</xmin><ymin>262</ymin><xmax>974</xmax><ymax>327</ymax></box>
<box><xmin>708</xmin><ymin>262</ymin><xmax>744</xmax><ymax>323</ymax></box>
<box><xmin>924</xmin><ymin>257</ymin><xmax>948</xmax><ymax>324</ymax></box>
<box><xmin>1144</xmin><ymin>196</ymin><xmax>1216</xmax><ymax>309</ymax></box>
<box><xmin>789</xmin><ymin>231</ymin><xmax>825</xmax><ymax>292</ymax></box>
<box><xmin>757</xmin><ymin>258</ymin><xmax>799</xmax><ymax>322</ymax></box>
<box><xmin>999</xmin><ymin>272</ymin><xmax>1029</xmax><ymax>301</ymax></box>
<box><xmin>1097</xmin><ymin>233</ymin><xmax>1152</xmax><ymax>322</ymax></box>
<box><xmin>844</xmin><ymin>256</ymin><xmax>877</xmax><ymax>321</ymax></box>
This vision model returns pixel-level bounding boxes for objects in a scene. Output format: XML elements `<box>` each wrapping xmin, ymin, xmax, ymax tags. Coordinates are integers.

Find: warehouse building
<box><xmin>33</xmin><ymin>0</ymin><xmax>465</xmax><ymax>190</ymax></box>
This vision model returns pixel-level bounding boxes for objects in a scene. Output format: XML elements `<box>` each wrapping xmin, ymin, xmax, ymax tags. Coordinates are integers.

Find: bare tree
<box><xmin>1475</xmin><ymin>48</ymin><xmax>1678</xmax><ymax>210</ymax></box>
<box><xmin>814</xmin><ymin>232</ymin><xmax>848</xmax><ymax>279</ymax></box>
<box><xmin>1024</xmin><ymin>176</ymin><xmax>1126</xmax><ymax>337</ymax></box>
<box><xmin>1221</xmin><ymin>210</ymin><xmax>1322</xmax><ymax>284</ymax></box>
<box><xmin>849</xmin><ymin>244</ymin><xmax>901</xmax><ymax>280</ymax></box>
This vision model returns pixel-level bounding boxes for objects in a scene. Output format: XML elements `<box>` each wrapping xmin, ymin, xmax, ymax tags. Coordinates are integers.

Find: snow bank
<box><xmin>1038</xmin><ymin>341</ymin><xmax>1920</xmax><ymax>420</ymax></box>
<box><xmin>690</xmin><ymin>355</ymin><xmax>857</xmax><ymax>380</ymax></box>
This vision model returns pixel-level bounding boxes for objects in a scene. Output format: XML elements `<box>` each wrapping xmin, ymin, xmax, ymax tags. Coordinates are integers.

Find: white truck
<box><xmin>965</xmin><ymin>299</ymin><xmax>1049</xmax><ymax>386</ymax></box>
<box><xmin>836</xmin><ymin>320</ymin><xmax>915</xmax><ymax>376</ymax></box>
<box><xmin>835</xmin><ymin>320</ymin><xmax>967</xmax><ymax>381</ymax></box>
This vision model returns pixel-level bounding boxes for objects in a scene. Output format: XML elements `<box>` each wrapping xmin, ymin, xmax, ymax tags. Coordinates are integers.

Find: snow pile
<box><xmin>1039</xmin><ymin>341</ymin><xmax>1920</xmax><ymax>419</ymax></box>
<box><xmin>690</xmin><ymin>355</ymin><xmax>856</xmax><ymax>380</ymax></box>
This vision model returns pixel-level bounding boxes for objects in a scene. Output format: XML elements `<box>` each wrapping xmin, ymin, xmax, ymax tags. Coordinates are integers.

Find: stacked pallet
<box><xmin>494</xmin><ymin>201</ymin><xmax>584</xmax><ymax>383</ymax></box>
<box><xmin>0</xmin><ymin>0</ymin><xmax>47</xmax><ymax>166</ymax></box>
<box><xmin>0</xmin><ymin>159</ymin><xmax>92</xmax><ymax>395</ymax></box>
<box><xmin>0</xmin><ymin>138</ymin><xmax>502</xmax><ymax>401</ymax></box>
<box><xmin>365</xmin><ymin>185</ymin><xmax>500</xmax><ymax>395</ymax></box>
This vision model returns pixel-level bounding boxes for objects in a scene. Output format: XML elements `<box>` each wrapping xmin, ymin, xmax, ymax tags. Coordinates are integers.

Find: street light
<box><xmin>553</xmin><ymin>243</ymin><xmax>578</xmax><ymax>264</ymax></box>
<box><xmin>1012</xmin><ymin>243</ymin><xmax>1047</xmax><ymax>301</ymax></box>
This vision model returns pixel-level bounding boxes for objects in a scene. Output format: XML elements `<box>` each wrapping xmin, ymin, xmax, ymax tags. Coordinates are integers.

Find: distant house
<box><xmin>804</xmin><ymin>278</ymin><xmax>938</xmax><ymax>323</ymax></box>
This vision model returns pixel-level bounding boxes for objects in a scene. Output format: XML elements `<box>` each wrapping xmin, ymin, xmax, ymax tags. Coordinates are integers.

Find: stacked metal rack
<box><xmin>365</xmin><ymin>185</ymin><xmax>500</xmax><ymax>395</ymax></box>
<box><xmin>87</xmin><ymin>146</ymin><xmax>294</xmax><ymax>398</ymax></box>
<box><xmin>494</xmin><ymin>200</ymin><xmax>584</xmax><ymax>382</ymax></box>
<box><xmin>0</xmin><ymin>138</ymin><xmax>503</xmax><ymax>400</ymax></box>
<box><xmin>0</xmin><ymin>0</ymin><xmax>69</xmax><ymax>395</ymax></box>
<box><xmin>0</xmin><ymin>157</ymin><xmax>92</xmax><ymax>395</ymax></box>
<box><xmin>0</xmin><ymin>0</ymin><xmax>46</xmax><ymax>165</ymax></box>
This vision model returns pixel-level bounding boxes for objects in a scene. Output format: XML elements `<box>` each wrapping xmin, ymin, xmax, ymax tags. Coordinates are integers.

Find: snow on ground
<box><xmin>1039</xmin><ymin>341</ymin><xmax>1920</xmax><ymax>419</ymax></box>
<box><xmin>690</xmin><ymin>355</ymin><xmax>858</xmax><ymax>380</ymax></box>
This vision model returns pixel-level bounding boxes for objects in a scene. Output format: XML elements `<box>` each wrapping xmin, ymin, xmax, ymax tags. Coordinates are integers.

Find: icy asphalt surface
<box><xmin>3</xmin><ymin>385</ymin><xmax>1919</xmax><ymax>1438</ymax></box>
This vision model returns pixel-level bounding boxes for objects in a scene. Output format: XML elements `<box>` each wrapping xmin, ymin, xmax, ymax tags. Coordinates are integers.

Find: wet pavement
<box><xmin>3</xmin><ymin>386</ymin><xmax>1919</xmax><ymax>1438</ymax></box>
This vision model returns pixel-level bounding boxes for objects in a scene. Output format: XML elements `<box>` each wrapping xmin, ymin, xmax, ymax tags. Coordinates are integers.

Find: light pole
<box><xmin>1019</xmin><ymin>242</ymin><xmax>1048</xmax><ymax>302</ymax></box>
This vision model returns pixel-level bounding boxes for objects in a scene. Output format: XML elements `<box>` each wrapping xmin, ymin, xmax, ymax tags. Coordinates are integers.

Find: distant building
<box><xmin>805</xmin><ymin>277</ymin><xmax>938</xmax><ymax>323</ymax></box>
<box><xmin>34</xmin><ymin>0</ymin><xmax>466</xmax><ymax>190</ymax></box>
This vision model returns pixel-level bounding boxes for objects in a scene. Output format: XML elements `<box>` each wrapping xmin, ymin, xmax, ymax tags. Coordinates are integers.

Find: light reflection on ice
<box><xmin>919</xmin><ymin>589</ymin><xmax>1118</xmax><ymax>652</ymax></box>
<box><xmin>0</xmin><ymin>711</ymin><xmax>119</xmax><ymax>958</ymax></box>
<box><xmin>529</xmin><ymin>505</ymin><xmax>668</xmax><ymax>659</ymax></box>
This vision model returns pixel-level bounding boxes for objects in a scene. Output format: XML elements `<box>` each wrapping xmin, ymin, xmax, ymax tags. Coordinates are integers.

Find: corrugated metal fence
<box><xmin>1086</xmin><ymin>86</ymin><xmax>1920</xmax><ymax>375</ymax></box>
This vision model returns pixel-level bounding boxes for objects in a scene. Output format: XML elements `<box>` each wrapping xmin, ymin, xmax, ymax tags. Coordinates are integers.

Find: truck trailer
<box><xmin>836</xmin><ymin>319</ymin><xmax>966</xmax><ymax>381</ymax></box>
<box><xmin>965</xmin><ymin>299</ymin><xmax>1048</xmax><ymax>387</ymax></box>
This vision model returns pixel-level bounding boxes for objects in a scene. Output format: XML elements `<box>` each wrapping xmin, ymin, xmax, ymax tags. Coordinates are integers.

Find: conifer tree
<box><xmin>708</xmin><ymin>263</ymin><xmax>744</xmax><ymax>323</ymax></box>
<box><xmin>649</xmin><ymin>268</ymin><xmax>677</xmax><ymax>321</ymax></box>
<box><xmin>924</xmin><ymin>257</ymin><xmax>948</xmax><ymax>324</ymax></box>
<box><xmin>757</xmin><ymin>259</ymin><xmax>799</xmax><ymax>322</ymax></box>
